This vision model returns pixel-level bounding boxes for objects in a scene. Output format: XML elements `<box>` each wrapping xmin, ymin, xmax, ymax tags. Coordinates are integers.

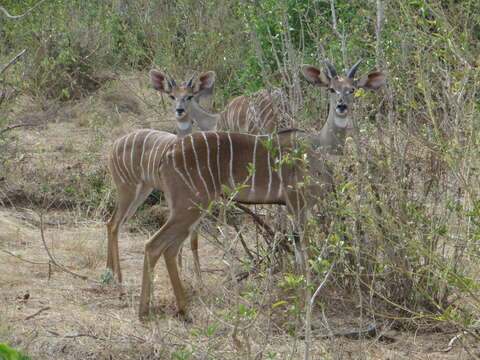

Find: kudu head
<box><xmin>150</xmin><ymin>70</ymin><xmax>216</xmax><ymax>132</ymax></box>
<box><xmin>301</xmin><ymin>61</ymin><xmax>387</xmax><ymax>123</ymax></box>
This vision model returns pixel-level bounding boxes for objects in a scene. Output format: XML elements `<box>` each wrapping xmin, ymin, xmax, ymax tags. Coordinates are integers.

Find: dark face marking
<box><xmin>329</xmin><ymin>77</ymin><xmax>357</xmax><ymax>116</ymax></box>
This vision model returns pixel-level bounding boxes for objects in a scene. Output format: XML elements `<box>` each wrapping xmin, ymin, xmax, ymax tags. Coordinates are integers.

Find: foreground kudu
<box><xmin>148</xmin><ymin>70</ymin><xmax>286</xmax><ymax>280</ymax></box>
<box><xmin>106</xmin><ymin>73</ymin><xmax>217</xmax><ymax>283</ymax></box>
<box><xmin>106</xmin><ymin>71</ymin><xmax>283</xmax><ymax>284</ymax></box>
<box><xmin>134</xmin><ymin>63</ymin><xmax>386</xmax><ymax>318</ymax></box>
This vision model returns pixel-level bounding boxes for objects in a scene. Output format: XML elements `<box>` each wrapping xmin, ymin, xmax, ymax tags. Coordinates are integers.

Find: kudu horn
<box><xmin>326</xmin><ymin>62</ymin><xmax>338</xmax><ymax>78</ymax></box>
<box><xmin>347</xmin><ymin>60</ymin><xmax>362</xmax><ymax>78</ymax></box>
<box><xmin>186</xmin><ymin>75</ymin><xmax>195</xmax><ymax>88</ymax></box>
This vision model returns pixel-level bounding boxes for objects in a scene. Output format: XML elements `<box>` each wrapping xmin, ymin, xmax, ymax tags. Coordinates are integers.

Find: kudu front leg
<box><xmin>106</xmin><ymin>184</ymin><xmax>152</xmax><ymax>283</ymax></box>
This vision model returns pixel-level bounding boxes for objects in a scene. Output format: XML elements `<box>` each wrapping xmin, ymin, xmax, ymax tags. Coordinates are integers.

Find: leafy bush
<box><xmin>0</xmin><ymin>343</ymin><xmax>31</xmax><ymax>360</ymax></box>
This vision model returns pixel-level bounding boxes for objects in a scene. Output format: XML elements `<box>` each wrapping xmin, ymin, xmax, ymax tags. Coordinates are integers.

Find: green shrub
<box><xmin>0</xmin><ymin>343</ymin><xmax>31</xmax><ymax>360</ymax></box>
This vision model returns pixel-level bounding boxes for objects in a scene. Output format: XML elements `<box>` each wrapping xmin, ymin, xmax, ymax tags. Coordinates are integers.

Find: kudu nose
<box><xmin>176</xmin><ymin>108</ymin><xmax>185</xmax><ymax>116</ymax></box>
<box><xmin>336</xmin><ymin>103</ymin><xmax>348</xmax><ymax>112</ymax></box>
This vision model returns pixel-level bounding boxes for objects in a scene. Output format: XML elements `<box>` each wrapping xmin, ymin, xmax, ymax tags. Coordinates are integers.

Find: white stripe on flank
<box><xmin>140</xmin><ymin>131</ymin><xmax>154</xmax><ymax>181</ymax></box>
<box><xmin>112</xmin><ymin>140</ymin><xmax>129</xmax><ymax>184</ymax></box>
<box><xmin>130</xmin><ymin>131</ymin><xmax>140</xmax><ymax>182</ymax></box>
<box><xmin>181</xmin><ymin>138</ymin><xmax>199</xmax><ymax>194</ymax></box>
<box><xmin>215</xmin><ymin>132</ymin><xmax>221</xmax><ymax>185</ymax></box>
<box><xmin>266</xmin><ymin>149</ymin><xmax>272</xmax><ymax>200</ymax></box>
<box><xmin>257</xmin><ymin>107</ymin><xmax>272</xmax><ymax>130</ymax></box>
<box><xmin>122</xmin><ymin>133</ymin><xmax>134</xmax><ymax>183</ymax></box>
<box><xmin>276</xmin><ymin>135</ymin><xmax>283</xmax><ymax>199</ymax></box>
<box><xmin>249</xmin><ymin>136</ymin><xmax>258</xmax><ymax>197</ymax></box>
<box><xmin>151</xmin><ymin>135</ymin><xmax>172</xmax><ymax>188</ymax></box>
<box><xmin>227</xmin><ymin>133</ymin><xmax>235</xmax><ymax>189</ymax></box>
<box><xmin>191</xmin><ymin>135</ymin><xmax>210</xmax><ymax>197</ymax></box>
<box><xmin>147</xmin><ymin>137</ymin><xmax>163</xmax><ymax>185</ymax></box>
<box><xmin>202</xmin><ymin>132</ymin><xmax>217</xmax><ymax>195</ymax></box>
<box><xmin>117</xmin><ymin>136</ymin><xmax>131</xmax><ymax>184</ymax></box>
<box><xmin>171</xmin><ymin>143</ymin><xmax>196</xmax><ymax>194</ymax></box>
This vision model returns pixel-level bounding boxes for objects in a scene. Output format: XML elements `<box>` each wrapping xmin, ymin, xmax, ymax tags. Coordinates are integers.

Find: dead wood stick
<box><xmin>0</xmin><ymin>0</ymin><xmax>47</xmax><ymax>20</ymax></box>
<box><xmin>0</xmin><ymin>123</ymin><xmax>36</xmax><ymax>135</ymax></box>
<box><xmin>234</xmin><ymin>203</ymin><xmax>275</xmax><ymax>240</ymax></box>
<box><xmin>24</xmin><ymin>306</ymin><xmax>50</xmax><ymax>320</ymax></box>
<box><xmin>0</xmin><ymin>248</ymin><xmax>49</xmax><ymax>265</ymax></box>
<box><xmin>39</xmin><ymin>212</ymin><xmax>100</xmax><ymax>283</ymax></box>
<box><xmin>0</xmin><ymin>49</ymin><xmax>28</xmax><ymax>77</ymax></box>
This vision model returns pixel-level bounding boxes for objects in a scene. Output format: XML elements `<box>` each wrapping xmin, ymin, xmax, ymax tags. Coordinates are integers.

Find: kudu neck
<box><xmin>175</xmin><ymin>118</ymin><xmax>193</xmax><ymax>138</ymax></box>
<box><xmin>189</xmin><ymin>100</ymin><xmax>221</xmax><ymax>131</ymax></box>
<box><xmin>310</xmin><ymin>95</ymin><xmax>349</xmax><ymax>156</ymax></box>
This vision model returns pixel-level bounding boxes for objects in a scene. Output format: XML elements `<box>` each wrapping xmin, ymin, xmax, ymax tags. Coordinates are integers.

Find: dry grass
<box><xmin>1</xmin><ymin>74</ymin><xmax>479</xmax><ymax>359</ymax></box>
<box><xmin>1</xmin><ymin>208</ymin><xmax>476</xmax><ymax>359</ymax></box>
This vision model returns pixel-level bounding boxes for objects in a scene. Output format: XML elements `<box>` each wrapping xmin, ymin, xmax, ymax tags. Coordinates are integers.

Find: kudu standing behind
<box><xmin>150</xmin><ymin>70</ymin><xmax>285</xmax><ymax>134</ymax></box>
<box><xmin>136</xmin><ymin>63</ymin><xmax>386</xmax><ymax>318</ymax></box>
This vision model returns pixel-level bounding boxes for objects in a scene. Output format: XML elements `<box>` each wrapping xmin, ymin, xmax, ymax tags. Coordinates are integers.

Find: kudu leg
<box><xmin>176</xmin><ymin>230</ymin><xmax>202</xmax><ymax>285</ymax></box>
<box><xmin>189</xmin><ymin>231</ymin><xmax>203</xmax><ymax>284</ymax></box>
<box><xmin>107</xmin><ymin>183</ymin><xmax>152</xmax><ymax>282</ymax></box>
<box><xmin>139</xmin><ymin>212</ymin><xmax>201</xmax><ymax>318</ymax></box>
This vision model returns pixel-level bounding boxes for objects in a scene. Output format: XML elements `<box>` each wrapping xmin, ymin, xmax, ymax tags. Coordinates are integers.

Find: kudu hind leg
<box><xmin>107</xmin><ymin>183</ymin><xmax>152</xmax><ymax>282</ymax></box>
<box><xmin>189</xmin><ymin>231</ymin><xmax>203</xmax><ymax>285</ymax></box>
<box><xmin>177</xmin><ymin>230</ymin><xmax>202</xmax><ymax>285</ymax></box>
<box><xmin>140</xmin><ymin>211</ymin><xmax>201</xmax><ymax>318</ymax></box>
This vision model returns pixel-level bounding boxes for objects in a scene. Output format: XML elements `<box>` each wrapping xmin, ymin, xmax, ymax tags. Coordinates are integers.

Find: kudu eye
<box><xmin>328</xmin><ymin>88</ymin><xmax>335</xmax><ymax>93</ymax></box>
<box><xmin>186</xmin><ymin>96</ymin><xmax>194</xmax><ymax>101</ymax></box>
<box><xmin>169</xmin><ymin>95</ymin><xmax>175</xmax><ymax>100</ymax></box>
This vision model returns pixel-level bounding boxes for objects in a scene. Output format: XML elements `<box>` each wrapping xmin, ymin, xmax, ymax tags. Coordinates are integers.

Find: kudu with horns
<box><xmin>106</xmin><ymin>62</ymin><xmax>386</xmax><ymax>318</ymax></box>
<box><xmin>106</xmin><ymin>71</ymin><xmax>285</xmax><ymax>285</ymax></box>
<box><xmin>150</xmin><ymin>70</ymin><xmax>285</xmax><ymax>134</ymax></box>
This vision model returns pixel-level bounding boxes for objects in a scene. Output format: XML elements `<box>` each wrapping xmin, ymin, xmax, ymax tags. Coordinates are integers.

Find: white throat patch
<box><xmin>334</xmin><ymin>116</ymin><xmax>348</xmax><ymax>128</ymax></box>
<box><xmin>176</xmin><ymin>120</ymin><xmax>191</xmax><ymax>131</ymax></box>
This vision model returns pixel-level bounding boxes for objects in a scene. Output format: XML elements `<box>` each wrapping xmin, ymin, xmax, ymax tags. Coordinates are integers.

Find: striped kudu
<box><xmin>106</xmin><ymin>72</ymin><xmax>217</xmax><ymax>284</ymax></box>
<box><xmin>106</xmin><ymin>70</ymin><xmax>284</xmax><ymax>284</ymax></box>
<box><xmin>135</xmin><ymin>63</ymin><xmax>386</xmax><ymax>318</ymax></box>
<box><xmin>150</xmin><ymin>70</ymin><xmax>286</xmax><ymax>280</ymax></box>
<box><xmin>150</xmin><ymin>70</ymin><xmax>284</xmax><ymax>134</ymax></box>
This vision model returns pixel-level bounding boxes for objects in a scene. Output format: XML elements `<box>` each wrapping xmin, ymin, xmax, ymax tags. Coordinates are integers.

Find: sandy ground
<box><xmin>1</xmin><ymin>208</ymin><xmax>477</xmax><ymax>360</ymax></box>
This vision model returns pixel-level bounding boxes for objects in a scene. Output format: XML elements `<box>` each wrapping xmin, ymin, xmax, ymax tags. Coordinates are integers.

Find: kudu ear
<box><xmin>193</xmin><ymin>71</ymin><xmax>216</xmax><ymax>98</ymax></box>
<box><xmin>356</xmin><ymin>70</ymin><xmax>387</xmax><ymax>90</ymax></box>
<box><xmin>150</xmin><ymin>70</ymin><xmax>173</xmax><ymax>93</ymax></box>
<box><xmin>300</xmin><ymin>65</ymin><xmax>330</xmax><ymax>87</ymax></box>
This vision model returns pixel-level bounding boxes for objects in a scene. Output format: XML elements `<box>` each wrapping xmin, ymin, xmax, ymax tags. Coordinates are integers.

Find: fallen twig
<box><xmin>39</xmin><ymin>212</ymin><xmax>100</xmax><ymax>283</ymax></box>
<box><xmin>45</xmin><ymin>329</ymin><xmax>103</xmax><ymax>341</ymax></box>
<box><xmin>0</xmin><ymin>0</ymin><xmax>47</xmax><ymax>20</ymax></box>
<box><xmin>0</xmin><ymin>248</ymin><xmax>49</xmax><ymax>265</ymax></box>
<box><xmin>441</xmin><ymin>333</ymin><xmax>464</xmax><ymax>353</ymax></box>
<box><xmin>0</xmin><ymin>123</ymin><xmax>36</xmax><ymax>135</ymax></box>
<box><xmin>63</xmin><ymin>333</ymin><xmax>101</xmax><ymax>340</ymax></box>
<box><xmin>24</xmin><ymin>306</ymin><xmax>50</xmax><ymax>320</ymax></box>
<box><xmin>0</xmin><ymin>49</ymin><xmax>28</xmax><ymax>77</ymax></box>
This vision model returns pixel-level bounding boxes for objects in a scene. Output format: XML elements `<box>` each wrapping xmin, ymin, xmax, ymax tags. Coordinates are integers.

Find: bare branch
<box><xmin>0</xmin><ymin>0</ymin><xmax>47</xmax><ymax>20</ymax></box>
<box><xmin>375</xmin><ymin>0</ymin><xmax>385</xmax><ymax>67</ymax></box>
<box><xmin>0</xmin><ymin>49</ymin><xmax>28</xmax><ymax>77</ymax></box>
<box><xmin>234</xmin><ymin>203</ymin><xmax>275</xmax><ymax>240</ymax></box>
<box><xmin>0</xmin><ymin>123</ymin><xmax>36</xmax><ymax>135</ymax></box>
<box><xmin>25</xmin><ymin>306</ymin><xmax>51</xmax><ymax>320</ymax></box>
<box><xmin>0</xmin><ymin>248</ymin><xmax>48</xmax><ymax>265</ymax></box>
<box><xmin>330</xmin><ymin>0</ymin><xmax>348</xmax><ymax>68</ymax></box>
<box><xmin>39</xmin><ymin>212</ymin><xmax>100</xmax><ymax>283</ymax></box>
